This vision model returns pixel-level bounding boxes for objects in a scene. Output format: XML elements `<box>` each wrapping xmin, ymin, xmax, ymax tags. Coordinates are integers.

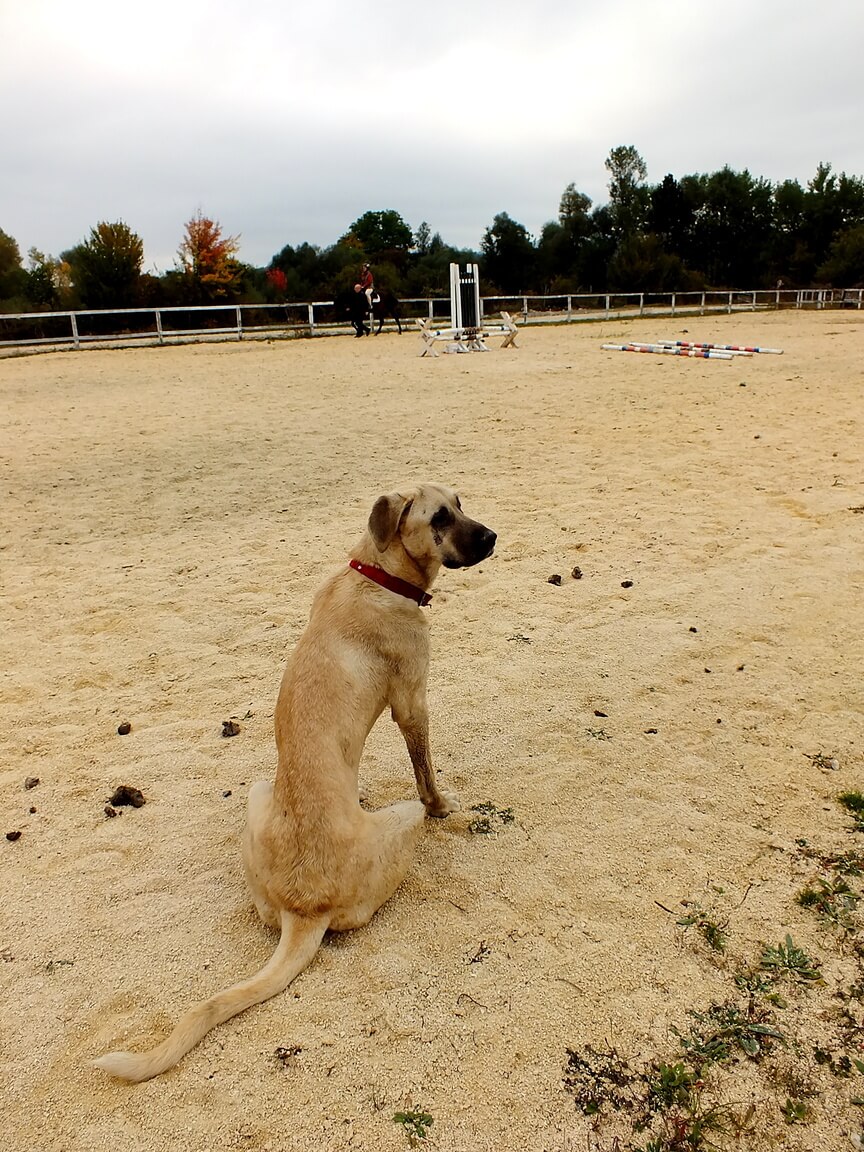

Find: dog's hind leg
<box><xmin>242</xmin><ymin>780</ymin><xmax>281</xmax><ymax>928</ymax></box>
<box><xmin>330</xmin><ymin>801</ymin><xmax>425</xmax><ymax>931</ymax></box>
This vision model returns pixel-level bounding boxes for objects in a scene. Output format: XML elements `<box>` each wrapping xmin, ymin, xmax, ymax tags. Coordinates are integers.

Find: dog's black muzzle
<box><xmin>443</xmin><ymin>523</ymin><xmax>497</xmax><ymax>568</ymax></box>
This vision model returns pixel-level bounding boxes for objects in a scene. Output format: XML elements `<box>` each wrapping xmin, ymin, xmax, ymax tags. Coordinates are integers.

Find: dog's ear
<box><xmin>368</xmin><ymin>492</ymin><xmax>413</xmax><ymax>551</ymax></box>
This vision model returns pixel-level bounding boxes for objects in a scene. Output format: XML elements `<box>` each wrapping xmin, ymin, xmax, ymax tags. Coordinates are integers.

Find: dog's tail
<box><xmin>92</xmin><ymin>909</ymin><xmax>329</xmax><ymax>1083</ymax></box>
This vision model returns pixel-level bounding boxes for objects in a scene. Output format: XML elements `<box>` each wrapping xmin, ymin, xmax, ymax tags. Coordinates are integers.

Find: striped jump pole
<box><xmin>602</xmin><ymin>343</ymin><xmax>735</xmax><ymax>360</ymax></box>
<box><xmin>629</xmin><ymin>341</ymin><xmax>750</xmax><ymax>358</ymax></box>
<box><xmin>655</xmin><ymin>340</ymin><xmax>783</xmax><ymax>355</ymax></box>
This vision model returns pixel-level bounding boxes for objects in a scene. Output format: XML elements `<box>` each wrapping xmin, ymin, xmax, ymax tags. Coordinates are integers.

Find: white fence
<box><xmin>1</xmin><ymin>287</ymin><xmax>861</xmax><ymax>354</ymax></box>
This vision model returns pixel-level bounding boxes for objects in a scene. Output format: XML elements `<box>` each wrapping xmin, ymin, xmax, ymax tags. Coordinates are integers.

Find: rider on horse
<box><xmin>358</xmin><ymin>263</ymin><xmax>374</xmax><ymax>313</ymax></box>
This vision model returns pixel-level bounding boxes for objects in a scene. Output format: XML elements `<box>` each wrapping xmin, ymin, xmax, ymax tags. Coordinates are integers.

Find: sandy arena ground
<box><xmin>2</xmin><ymin>312</ymin><xmax>863</xmax><ymax>1151</ymax></box>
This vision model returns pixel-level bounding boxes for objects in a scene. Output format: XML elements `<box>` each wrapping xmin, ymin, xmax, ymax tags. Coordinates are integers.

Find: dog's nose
<box><xmin>481</xmin><ymin>529</ymin><xmax>497</xmax><ymax>556</ymax></box>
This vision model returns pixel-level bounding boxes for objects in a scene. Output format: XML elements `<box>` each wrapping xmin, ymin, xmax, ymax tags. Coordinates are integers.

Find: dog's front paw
<box><xmin>425</xmin><ymin>790</ymin><xmax>460</xmax><ymax>818</ymax></box>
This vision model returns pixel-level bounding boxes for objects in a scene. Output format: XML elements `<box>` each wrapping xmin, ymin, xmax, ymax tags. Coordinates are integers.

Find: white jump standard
<box><xmin>417</xmin><ymin>263</ymin><xmax>519</xmax><ymax>356</ymax></box>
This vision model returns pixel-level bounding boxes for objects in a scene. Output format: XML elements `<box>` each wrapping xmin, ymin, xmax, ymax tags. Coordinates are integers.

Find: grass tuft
<box><xmin>759</xmin><ymin>935</ymin><xmax>823</xmax><ymax>984</ymax></box>
<box><xmin>392</xmin><ymin>1111</ymin><xmax>433</xmax><ymax>1145</ymax></box>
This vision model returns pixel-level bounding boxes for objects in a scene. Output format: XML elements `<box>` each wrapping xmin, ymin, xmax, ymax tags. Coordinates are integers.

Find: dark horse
<box><xmin>335</xmin><ymin>288</ymin><xmax>402</xmax><ymax>337</ymax></box>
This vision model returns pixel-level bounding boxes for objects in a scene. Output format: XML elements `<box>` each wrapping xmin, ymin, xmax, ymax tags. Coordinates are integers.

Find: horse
<box><xmin>335</xmin><ymin>288</ymin><xmax>402</xmax><ymax>336</ymax></box>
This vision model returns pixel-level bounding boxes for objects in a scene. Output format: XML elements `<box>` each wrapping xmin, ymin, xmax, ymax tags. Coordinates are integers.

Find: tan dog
<box><xmin>94</xmin><ymin>483</ymin><xmax>496</xmax><ymax>1081</ymax></box>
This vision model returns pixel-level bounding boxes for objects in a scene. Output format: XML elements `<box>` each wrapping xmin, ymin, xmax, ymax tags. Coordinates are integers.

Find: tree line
<box><xmin>2</xmin><ymin>146</ymin><xmax>863</xmax><ymax>314</ymax></box>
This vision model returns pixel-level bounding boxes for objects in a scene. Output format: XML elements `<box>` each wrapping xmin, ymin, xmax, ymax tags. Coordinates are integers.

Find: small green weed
<box><xmin>795</xmin><ymin>839</ymin><xmax>864</xmax><ymax>874</ymax></box>
<box><xmin>804</xmin><ymin>752</ymin><xmax>839</xmax><ymax>771</ymax></box>
<box><xmin>468</xmin><ymin>801</ymin><xmax>514</xmax><ymax>834</ymax></box>
<box><xmin>636</xmin><ymin>1108</ymin><xmax>725</xmax><ymax>1152</ymax></box>
<box><xmin>760</xmin><ymin>934</ymin><xmax>823</xmax><ymax>984</ymax></box>
<box><xmin>675</xmin><ymin>1001</ymin><xmax>785</xmax><ymax>1068</ymax></box>
<box><xmin>733</xmin><ymin>967</ymin><xmax>788</xmax><ymax>1007</ymax></box>
<box><xmin>468</xmin><ymin>940</ymin><xmax>491</xmax><ymax>964</ymax></box>
<box><xmin>44</xmin><ymin>958</ymin><xmax>75</xmax><ymax>974</ymax></box>
<box><xmin>635</xmin><ymin>1069</ymin><xmax>751</xmax><ymax>1152</ymax></box>
<box><xmin>797</xmin><ymin>876</ymin><xmax>859</xmax><ymax>933</ymax></box>
<box><xmin>586</xmin><ymin>727</ymin><xmax>611</xmax><ymax>740</ymax></box>
<box><xmin>393</xmin><ymin>1111</ymin><xmax>434</xmax><ymax>1145</ymax></box>
<box><xmin>643</xmin><ymin>1061</ymin><xmax>699</xmax><ymax>1112</ymax></box>
<box><xmin>565</xmin><ymin>1044</ymin><xmax>756</xmax><ymax>1150</ymax></box>
<box><xmin>677</xmin><ymin>902</ymin><xmax>728</xmax><ymax>953</ymax></box>
<box><xmin>781</xmin><ymin>1097</ymin><xmax>810</xmax><ymax>1124</ymax></box>
<box><xmin>839</xmin><ymin>791</ymin><xmax>864</xmax><ymax>831</ymax></box>
<box><xmin>563</xmin><ymin>1045</ymin><xmax>637</xmax><ymax>1115</ymax></box>
<box><xmin>813</xmin><ymin>1046</ymin><xmax>864</xmax><ymax>1078</ymax></box>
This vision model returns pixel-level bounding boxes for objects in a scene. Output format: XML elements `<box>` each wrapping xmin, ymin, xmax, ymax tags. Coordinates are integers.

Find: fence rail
<box><xmin>1</xmin><ymin>288</ymin><xmax>861</xmax><ymax>355</ymax></box>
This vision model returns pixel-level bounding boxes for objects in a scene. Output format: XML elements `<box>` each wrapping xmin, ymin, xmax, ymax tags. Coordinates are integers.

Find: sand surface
<box><xmin>2</xmin><ymin>312</ymin><xmax>863</xmax><ymax>1151</ymax></box>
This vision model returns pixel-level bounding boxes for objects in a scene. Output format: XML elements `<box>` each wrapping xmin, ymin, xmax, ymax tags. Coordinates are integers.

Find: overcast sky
<box><xmin>2</xmin><ymin>0</ymin><xmax>863</xmax><ymax>273</ymax></box>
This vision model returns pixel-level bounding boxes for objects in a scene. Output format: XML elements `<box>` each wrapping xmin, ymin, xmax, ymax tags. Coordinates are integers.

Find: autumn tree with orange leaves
<box><xmin>176</xmin><ymin>210</ymin><xmax>241</xmax><ymax>301</ymax></box>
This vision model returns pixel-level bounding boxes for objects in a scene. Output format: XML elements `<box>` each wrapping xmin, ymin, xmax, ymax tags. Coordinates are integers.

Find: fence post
<box><xmin>752</xmin><ymin>290</ymin><xmax>756</xmax><ymax>310</ymax></box>
<box><xmin>671</xmin><ymin>293</ymin><xmax>676</xmax><ymax>316</ymax></box>
<box><xmin>522</xmin><ymin>296</ymin><xmax>528</xmax><ymax>322</ymax></box>
<box><xmin>605</xmin><ymin>294</ymin><xmax>610</xmax><ymax>318</ymax></box>
<box><xmin>700</xmin><ymin>291</ymin><xmax>705</xmax><ymax>315</ymax></box>
<box><xmin>308</xmin><ymin>303</ymin><xmax>315</xmax><ymax>335</ymax></box>
<box><xmin>236</xmin><ymin>306</ymin><xmax>243</xmax><ymax>340</ymax></box>
<box><xmin>566</xmin><ymin>295</ymin><xmax>572</xmax><ymax>320</ymax></box>
<box><xmin>639</xmin><ymin>293</ymin><xmax>644</xmax><ymax>317</ymax></box>
<box><xmin>70</xmin><ymin>312</ymin><xmax>80</xmax><ymax>350</ymax></box>
<box><xmin>155</xmin><ymin>309</ymin><xmax>164</xmax><ymax>345</ymax></box>
<box><xmin>727</xmin><ymin>291</ymin><xmax>733</xmax><ymax>314</ymax></box>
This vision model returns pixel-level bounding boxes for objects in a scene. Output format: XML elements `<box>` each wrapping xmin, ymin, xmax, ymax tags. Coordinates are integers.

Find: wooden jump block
<box><xmin>416</xmin><ymin>316</ymin><xmax>519</xmax><ymax>356</ymax></box>
<box><xmin>498</xmin><ymin>312</ymin><xmax>518</xmax><ymax>349</ymax></box>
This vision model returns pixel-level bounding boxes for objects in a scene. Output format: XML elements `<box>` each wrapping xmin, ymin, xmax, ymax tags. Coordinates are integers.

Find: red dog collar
<box><xmin>349</xmin><ymin>559</ymin><xmax>432</xmax><ymax>606</ymax></box>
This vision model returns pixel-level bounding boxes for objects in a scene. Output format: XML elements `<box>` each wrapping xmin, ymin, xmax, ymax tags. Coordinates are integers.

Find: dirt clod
<box><xmin>117</xmin><ymin>721</ymin><xmax>132</xmax><ymax>735</ymax></box>
<box><xmin>24</xmin><ymin>777</ymin><xmax>40</xmax><ymax>790</ymax></box>
<box><xmin>547</xmin><ymin>574</ymin><xmax>562</xmax><ymax>586</ymax></box>
<box><xmin>222</xmin><ymin>719</ymin><xmax>241</xmax><ymax>737</ymax></box>
<box><xmin>108</xmin><ymin>785</ymin><xmax>145</xmax><ymax>808</ymax></box>
<box><xmin>6</xmin><ymin>830</ymin><xmax>22</xmax><ymax>842</ymax></box>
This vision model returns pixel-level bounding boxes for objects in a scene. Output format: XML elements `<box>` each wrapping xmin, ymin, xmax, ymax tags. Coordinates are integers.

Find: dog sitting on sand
<box><xmin>94</xmin><ymin>483</ymin><xmax>495</xmax><ymax>1081</ymax></box>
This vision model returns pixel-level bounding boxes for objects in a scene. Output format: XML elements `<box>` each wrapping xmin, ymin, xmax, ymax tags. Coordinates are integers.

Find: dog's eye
<box><xmin>431</xmin><ymin>506</ymin><xmax>453</xmax><ymax>530</ymax></box>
